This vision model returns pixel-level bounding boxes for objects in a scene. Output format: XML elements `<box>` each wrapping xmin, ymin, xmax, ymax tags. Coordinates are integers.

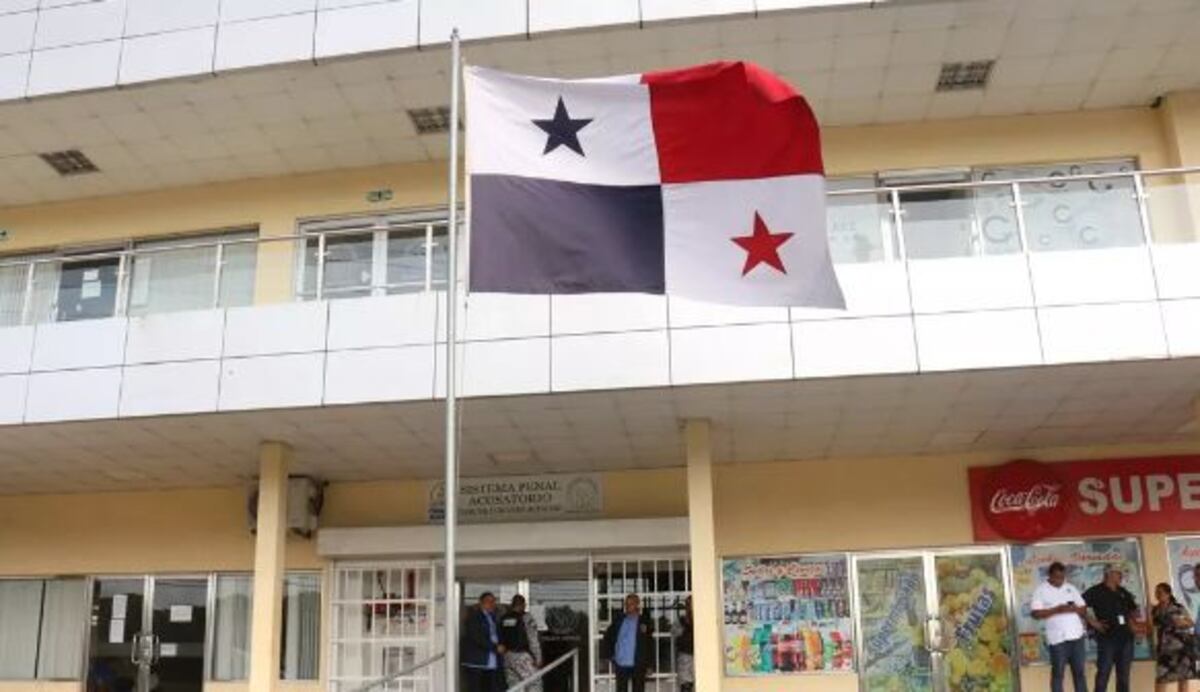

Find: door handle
<box><xmin>130</xmin><ymin>633</ymin><xmax>141</xmax><ymax>665</ymax></box>
<box><xmin>150</xmin><ymin>634</ymin><xmax>161</xmax><ymax>665</ymax></box>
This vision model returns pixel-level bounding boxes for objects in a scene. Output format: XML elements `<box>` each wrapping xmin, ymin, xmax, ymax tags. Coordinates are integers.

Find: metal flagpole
<box><xmin>443</xmin><ymin>27</ymin><xmax>462</xmax><ymax>692</ymax></box>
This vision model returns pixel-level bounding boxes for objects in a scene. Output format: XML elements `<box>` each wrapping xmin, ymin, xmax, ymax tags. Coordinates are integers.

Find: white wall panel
<box><xmin>218</xmin><ymin>352</ymin><xmax>325</xmax><ymax>410</ymax></box>
<box><xmin>551</xmin><ymin>294</ymin><xmax>667</xmax><ymax>335</ymax></box>
<box><xmin>435</xmin><ymin>338</ymin><xmax>551</xmax><ymax>397</ymax></box>
<box><xmin>125</xmin><ymin>0</ymin><xmax>219</xmax><ymax>35</ymax></box>
<box><xmin>120</xmin><ymin>27</ymin><xmax>216</xmax><ymax>85</ymax></box>
<box><xmin>315</xmin><ymin>0</ymin><xmax>418</xmax><ymax>58</ymax></box>
<box><xmin>220</xmin><ymin>0</ymin><xmax>316</xmax><ymax>23</ymax></box>
<box><xmin>668</xmin><ymin>297</ymin><xmax>789</xmax><ymax>328</ymax></box>
<box><xmin>0</xmin><ymin>52</ymin><xmax>29</xmax><ymax>99</ymax></box>
<box><xmin>32</xmin><ymin>318</ymin><xmax>127</xmax><ymax>371</ymax></box>
<box><xmin>552</xmin><ymin>331</ymin><xmax>670</xmax><ymax>391</ymax></box>
<box><xmin>792</xmin><ymin>262</ymin><xmax>911</xmax><ymax>320</ymax></box>
<box><xmin>215</xmin><ymin>12</ymin><xmax>315</xmax><ymax>71</ymax></box>
<box><xmin>119</xmin><ymin>360</ymin><xmax>221</xmax><ymax>416</ymax></box>
<box><xmin>25</xmin><ymin>367</ymin><xmax>121</xmax><ymax>422</ymax></box>
<box><xmin>640</xmin><ymin>0</ymin><xmax>753</xmax><ymax>21</ymax></box>
<box><xmin>1162</xmin><ymin>299</ymin><xmax>1200</xmax><ymax>357</ymax></box>
<box><xmin>327</xmin><ymin>293</ymin><xmax>437</xmax><ymax>350</ymax></box>
<box><xmin>0</xmin><ymin>326</ymin><xmax>33</xmax><ymax>374</ymax></box>
<box><xmin>908</xmin><ymin>255</ymin><xmax>1034</xmax><ymax>313</ymax></box>
<box><xmin>324</xmin><ymin>344</ymin><xmax>434</xmax><ymax>404</ymax></box>
<box><xmin>439</xmin><ymin>293</ymin><xmax>550</xmax><ymax>343</ymax></box>
<box><xmin>529</xmin><ymin>0</ymin><xmax>638</xmax><ymax>32</ymax></box>
<box><xmin>1151</xmin><ymin>244</ymin><xmax>1200</xmax><ymax>299</ymax></box>
<box><xmin>224</xmin><ymin>301</ymin><xmax>327</xmax><ymax>357</ymax></box>
<box><xmin>671</xmin><ymin>323</ymin><xmax>792</xmax><ymax>385</ymax></box>
<box><xmin>419</xmin><ymin>0</ymin><xmax>525</xmax><ymax>44</ymax></box>
<box><xmin>27</xmin><ymin>40</ymin><xmax>120</xmax><ymax>95</ymax></box>
<box><xmin>0</xmin><ymin>0</ymin><xmax>36</xmax><ymax>14</ymax></box>
<box><xmin>1028</xmin><ymin>247</ymin><xmax>1157</xmax><ymax>306</ymax></box>
<box><xmin>125</xmin><ymin>309</ymin><xmax>224</xmax><ymax>364</ymax></box>
<box><xmin>1039</xmin><ymin>302</ymin><xmax>1168</xmax><ymax>364</ymax></box>
<box><xmin>915</xmin><ymin>310</ymin><xmax>1042</xmax><ymax>371</ymax></box>
<box><xmin>0</xmin><ymin>374</ymin><xmax>26</xmax><ymax>424</ymax></box>
<box><xmin>0</xmin><ymin>10</ymin><xmax>35</xmax><ymax>54</ymax></box>
<box><xmin>794</xmin><ymin>316</ymin><xmax>918</xmax><ymax>377</ymax></box>
<box><xmin>34</xmin><ymin>0</ymin><xmax>126</xmax><ymax>49</ymax></box>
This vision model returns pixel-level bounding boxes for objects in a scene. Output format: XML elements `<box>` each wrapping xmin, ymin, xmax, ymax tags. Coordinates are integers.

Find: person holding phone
<box><xmin>1031</xmin><ymin>562</ymin><xmax>1090</xmax><ymax>692</ymax></box>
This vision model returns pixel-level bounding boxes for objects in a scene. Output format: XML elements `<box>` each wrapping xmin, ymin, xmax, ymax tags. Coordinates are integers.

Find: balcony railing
<box><xmin>0</xmin><ymin>166</ymin><xmax>1195</xmax><ymax>328</ymax></box>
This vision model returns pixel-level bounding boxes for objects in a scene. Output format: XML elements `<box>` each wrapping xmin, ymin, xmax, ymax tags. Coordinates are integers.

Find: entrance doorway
<box><xmin>459</xmin><ymin>560</ymin><xmax>590</xmax><ymax>692</ymax></box>
<box><xmin>86</xmin><ymin>576</ymin><xmax>208</xmax><ymax>692</ymax></box>
<box><xmin>852</xmin><ymin>548</ymin><xmax>1019</xmax><ymax>692</ymax></box>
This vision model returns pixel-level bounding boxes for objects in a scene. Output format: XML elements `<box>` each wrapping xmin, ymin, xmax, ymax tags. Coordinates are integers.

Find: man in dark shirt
<box><xmin>1083</xmin><ymin>566</ymin><xmax>1139</xmax><ymax>692</ymax></box>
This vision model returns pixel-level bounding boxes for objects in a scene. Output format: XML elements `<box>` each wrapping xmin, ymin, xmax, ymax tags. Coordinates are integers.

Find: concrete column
<box><xmin>1156</xmin><ymin>90</ymin><xmax>1200</xmax><ymax>243</ymax></box>
<box><xmin>685</xmin><ymin>419</ymin><xmax>722</xmax><ymax>692</ymax></box>
<box><xmin>249</xmin><ymin>441</ymin><xmax>291</xmax><ymax>692</ymax></box>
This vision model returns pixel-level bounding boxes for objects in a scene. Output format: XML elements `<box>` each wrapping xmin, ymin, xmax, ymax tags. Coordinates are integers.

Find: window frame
<box><xmin>0</xmin><ymin>576</ymin><xmax>89</xmax><ymax>682</ymax></box>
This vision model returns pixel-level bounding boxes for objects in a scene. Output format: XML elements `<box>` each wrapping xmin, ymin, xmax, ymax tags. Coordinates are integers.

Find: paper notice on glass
<box><xmin>108</xmin><ymin>618</ymin><xmax>125</xmax><ymax>644</ymax></box>
<box><xmin>83</xmin><ymin>269</ymin><xmax>99</xmax><ymax>281</ymax></box>
<box><xmin>160</xmin><ymin>643</ymin><xmax>178</xmax><ymax>658</ymax></box>
<box><xmin>530</xmin><ymin>605</ymin><xmax>547</xmax><ymax>630</ymax></box>
<box><xmin>169</xmin><ymin>605</ymin><xmax>193</xmax><ymax>623</ymax></box>
<box><xmin>112</xmin><ymin>594</ymin><xmax>128</xmax><ymax>619</ymax></box>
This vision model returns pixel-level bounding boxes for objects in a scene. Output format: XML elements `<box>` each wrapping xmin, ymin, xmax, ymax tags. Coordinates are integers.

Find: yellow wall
<box><xmin>714</xmin><ymin>439</ymin><xmax>1200</xmax><ymax>692</ymax></box>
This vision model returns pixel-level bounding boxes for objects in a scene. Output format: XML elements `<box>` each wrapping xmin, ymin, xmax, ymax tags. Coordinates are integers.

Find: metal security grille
<box><xmin>592</xmin><ymin>557</ymin><xmax>691</xmax><ymax>692</ymax></box>
<box><xmin>330</xmin><ymin>562</ymin><xmax>437</xmax><ymax>692</ymax></box>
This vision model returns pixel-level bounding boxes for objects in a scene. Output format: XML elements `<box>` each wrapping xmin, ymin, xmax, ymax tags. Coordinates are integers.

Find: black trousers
<box><xmin>614</xmin><ymin>666</ymin><xmax>646</xmax><ymax>692</ymax></box>
<box><xmin>463</xmin><ymin>666</ymin><xmax>505</xmax><ymax>692</ymax></box>
<box><xmin>1094</xmin><ymin>635</ymin><xmax>1134</xmax><ymax>692</ymax></box>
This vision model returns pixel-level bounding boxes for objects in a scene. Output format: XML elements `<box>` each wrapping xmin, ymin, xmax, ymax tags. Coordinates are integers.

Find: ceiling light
<box><xmin>406</xmin><ymin>106</ymin><xmax>454</xmax><ymax>134</ymax></box>
<box><xmin>936</xmin><ymin>60</ymin><xmax>995</xmax><ymax>91</ymax></box>
<box><xmin>39</xmin><ymin>149</ymin><xmax>99</xmax><ymax>176</ymax></box>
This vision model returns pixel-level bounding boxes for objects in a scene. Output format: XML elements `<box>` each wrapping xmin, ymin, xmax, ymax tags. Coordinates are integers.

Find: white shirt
<box><xmin>1031</xmin><ymin>581</ymin><xmax>1087</xmax><ymax>645</ymax></box>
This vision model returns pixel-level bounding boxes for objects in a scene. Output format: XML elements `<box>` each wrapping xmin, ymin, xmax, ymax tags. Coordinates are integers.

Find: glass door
<box><xmin>147</xmin><ymin>577</ymin><xmax>208</xmax><ymax>692</ymax></box>
<box><xmin>854</xmin><ymin>550</ymin><xmax>1019</xmax><ymax>692</ymax></box>
<box><xmin>56</xmin><ymin>256</ymin><xmax>121</xmax><ymax>321</ymax></box>
<box><xmin>87</xmin><ymin>577</ymin><xmax>146</xmax><ymax>692</ymax></box>
<box><xmin>854</xmin><ymin>554</ymin><xmax>934</xmax><ymax>692</ymax></box>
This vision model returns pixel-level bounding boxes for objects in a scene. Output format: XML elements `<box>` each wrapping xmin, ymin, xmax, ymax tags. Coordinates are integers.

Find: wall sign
<box><xmin>969</xmin><ymin>456</ymin><xmax>1200</xmax><ymax>541</ymax></box>
<box><xmin>427</xmin><ymin>473</ymin><xmax>602</xmax><ymax>524</ymax></box>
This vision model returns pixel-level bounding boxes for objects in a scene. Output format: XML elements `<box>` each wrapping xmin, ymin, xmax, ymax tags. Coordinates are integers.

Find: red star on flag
<box><xmin>731</xmin><ymin>212</ymin><xmax>794</xmax><ymax>276</ymax></box>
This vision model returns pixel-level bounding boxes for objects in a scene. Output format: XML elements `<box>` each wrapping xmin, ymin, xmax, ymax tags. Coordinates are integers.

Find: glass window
<box><xmin>128</xmin><ymin>230</ymin><xmax>257</xmax><ymax>317</ymax></box>
<box><xmin>826</xmin><ymin>177</ymin><xmax>894</xmax><ymax>264</ymax></box>
<box><xmin>977</xmin><ymin>159</ymin><xmax>1142</xmax><ymax>252</ymax></box>
<box><xmin>209</xmin><ymin>572</ymin><xmax>322</xmax><ymax>682</ymax></box>
<box><xmin>299</xmin><ymin>215</ymin><xmax>450</xmax><ymax>300</ymax></box>
<box><xmin>0</xmin><ymin>578</ymin><xmax>85</xmax><ymax>680</ymax></box>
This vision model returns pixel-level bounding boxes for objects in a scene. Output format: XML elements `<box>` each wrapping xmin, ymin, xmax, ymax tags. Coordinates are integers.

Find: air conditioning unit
<box><xmin>247</xmin><ymin>476</ymin><xmax>325</xmax><ymax>539</ymax></box>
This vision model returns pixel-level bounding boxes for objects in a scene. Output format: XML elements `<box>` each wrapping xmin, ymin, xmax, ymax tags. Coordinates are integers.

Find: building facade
<box><xmin>1</xmin><ymin>0</ymin><xmax>1200</xmax><ymax>691</ymax></box>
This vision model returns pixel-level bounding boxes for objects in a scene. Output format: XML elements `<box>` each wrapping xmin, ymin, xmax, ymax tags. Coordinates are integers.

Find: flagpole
<box><xmin>443</xmin><ymin>26</ymin><xmax>462</xmax><ymax>692</ymax></box>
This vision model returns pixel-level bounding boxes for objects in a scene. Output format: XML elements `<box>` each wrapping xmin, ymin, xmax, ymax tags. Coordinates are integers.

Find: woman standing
<box><xmin>674</xmin><ymin>597</ymin><xmax>695</xmax><ymax>692</ymax></box>
<box><xmin>1152</xmin><ymin>582</ymin><xmax>1196</xmax><ymax>692</ymax></box>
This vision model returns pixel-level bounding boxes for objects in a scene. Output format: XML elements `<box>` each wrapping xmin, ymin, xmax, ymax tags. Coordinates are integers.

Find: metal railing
<box><xmin>0</xmin><ymin>166</ymin><xmax>1195</xmax><ymax>328</ymax></box>
<box><xmin>507</xmin><ymin>648</ymin><xmax>580</xmax><ymax>692</ymax></box>
<box><xmin>349</xmin><ymin>651</ymin><xmax>445</xmax><ymax>692</ymax></box>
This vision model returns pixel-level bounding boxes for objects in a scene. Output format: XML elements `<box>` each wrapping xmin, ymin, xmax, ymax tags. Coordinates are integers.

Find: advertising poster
<box><xmin>1009</xmin><ymin>539</ymin><xmax>1150</xmax><ymax>665</ymax></box>
<box><xmin>935</xmin><ymin>553</ymin><xmax>1016</xmax><ymax>692</ymax></box>
<box><xmin>857</xmin><ymin>557</ymin><xmax>933</xmax><ymax>692</ymax></box>
<box><xmin>721</xmin><ymin>554</ymin><xmax>854</xmax><ymax>676</ymax></box>
<box><xmin>1166</xmin><ymin>536</ymin><xmax>1200</xmax><ymax>623</ymax></box>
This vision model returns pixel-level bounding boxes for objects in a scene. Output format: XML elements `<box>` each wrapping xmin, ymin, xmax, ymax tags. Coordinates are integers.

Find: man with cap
<box><xmin>499</xmin><ymin>594</ymin><xmax>543</xmax><ymax>692</ymax></box>
<box><xmin>1083</xmin><ymin>565</ymin><xmax>1141</xmax><ymax>692</ymax></box>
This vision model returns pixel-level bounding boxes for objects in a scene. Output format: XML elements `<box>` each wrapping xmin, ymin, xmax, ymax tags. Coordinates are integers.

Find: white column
<box><xmin>685</xmin><ymin>419</ymin><xmax>722</xmax><ymax>692</ymax></box>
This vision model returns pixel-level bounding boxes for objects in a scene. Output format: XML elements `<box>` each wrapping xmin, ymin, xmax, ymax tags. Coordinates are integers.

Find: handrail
<box><xmin>349</xmin><ymin>651</ymin><xmax>445</xmax><ymax>692</ymax></box>
<box><xmin>507</xmin><ymin>648</ymin><xmax>580</xmax><ymax>692</ymax></box>
<box><xmin>825</xmin><ymin>164</ymin><xmax>1200</xmax><ymax>197</ymax></box>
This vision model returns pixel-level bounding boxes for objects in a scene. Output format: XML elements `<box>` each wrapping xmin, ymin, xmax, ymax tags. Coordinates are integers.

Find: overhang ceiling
<box><xmin>0</xmin><ymin>0</ymin><xmax>1197</xmax><ymax>208</ymax></box>
<box><xmin>0</xmin><ymin>358</ymin><xmax>1198</xmax><ymax>495</ymax></box>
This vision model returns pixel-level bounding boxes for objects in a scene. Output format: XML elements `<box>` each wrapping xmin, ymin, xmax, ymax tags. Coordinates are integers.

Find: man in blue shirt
<box><xmin>461</xmin><ymin>592</ymin><xmax>506</xmax><ymax>692</ymax></box>
<box><xmin>602</xmin><ymin>593</ymin><xmax>654</xmax><ymax>692</ymax></box>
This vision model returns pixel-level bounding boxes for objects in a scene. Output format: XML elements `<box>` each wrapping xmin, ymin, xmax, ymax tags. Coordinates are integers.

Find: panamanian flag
<box><xmin>465</xmin><ymin>61</ymin><xmax>845</xmax><ymax>308</ymax></box>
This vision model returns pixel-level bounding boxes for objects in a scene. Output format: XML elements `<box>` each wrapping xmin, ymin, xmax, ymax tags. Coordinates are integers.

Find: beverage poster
<box><xmin>856</xmin><ymin>556</ymin><xmax>934</xmax><ymax>692</ymax></box>
<box><xmin>721</xmin><ymin>554</ymin><xmax>854</xmax><ymax>675</ymax></box>
<box><xmin>1009</xmin><ymin>539</ymin><xmax>1151</xmax><ymax>665</ymax></box>
<box><xmin>1166</xmin><ymin>536</ymin><xmax>1200</xmax><ymax>623</ymax></box>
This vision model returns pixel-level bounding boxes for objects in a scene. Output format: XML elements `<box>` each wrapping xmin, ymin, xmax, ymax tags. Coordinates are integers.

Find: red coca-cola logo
<box><xmin>981</xmin><ymin>460</ymin><xmax>1070</xmax><ymax>541</ymax></box>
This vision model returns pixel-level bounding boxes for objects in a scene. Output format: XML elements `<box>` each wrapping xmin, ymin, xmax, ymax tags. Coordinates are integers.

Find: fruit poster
<box><xmin>857</xmin><ymin>556</ymin><xmax>934</xmax><ymax>692</ymax></box>
<box><xmin>1009</xmin><ymin>539</ymin><xmax>1151</xmax><ymax>664</ymax></box>
<box><xmin>721</xmin><ymin>554</ymin><xmax>854</xmax><ymax>675</ymax></box>
<box><xmin>935</xmin><ymin>553</ymin><xmax>1016</xmax><ymax>692</ymax></box>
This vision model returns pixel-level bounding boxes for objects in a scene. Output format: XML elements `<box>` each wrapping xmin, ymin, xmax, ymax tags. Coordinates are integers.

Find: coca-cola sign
<box><xmin>978</xmin><ymin>460</ymin><xmax>1070</xmax><ymax>541</ymax></box>
<box><xmin>970</xmin><ymin>455</ymin><xmax>1200</xmax><ymax>541</ymax></box>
